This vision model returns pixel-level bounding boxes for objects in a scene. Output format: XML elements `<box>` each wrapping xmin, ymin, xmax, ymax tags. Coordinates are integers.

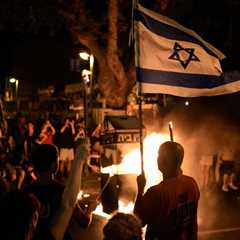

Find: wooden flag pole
<box><xmin>168</xmin><ymin>121</ymin><xmax>174</xmax><ymax>142</ymax></box>
<box><xmin>139</xmin><ymin>96</ymin><xmax>144</xmax><ymax>174</ymax></box>
<box><xmin>131</xmin><ymin>0</ymin><xmax>144</xmax><ymax>174</ymax></box>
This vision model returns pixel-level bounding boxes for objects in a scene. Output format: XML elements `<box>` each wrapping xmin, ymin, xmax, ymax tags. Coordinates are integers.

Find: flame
<box><xmin>93</xmin><ymin>203</ymin><xmax>111</xmax><ymax>219</ymax></box>
<box><xmin>93</xmin><ymin>200</ymin><xmax>135</xmax><ymax>218</ymax></box>
<box><xmin>77</xmin><ymin>190</ymin><xmax>91</xmax><ymax>200</ymax></box>
<box><xmin>77</xmin><ymin>190</ymin><xmax>83</xmax><ymax>200</ymax></box>
<box><xmin>101</xmin><ymin>132</ymin><xmax>170</xmax><ymax>188</ymax></box>
<box><xmin>90</xmin><ymin>132</ymin><xmax>176</xmax><ymax>218</ymax></box>
<box><xmin>90</xmin><ymin>133</ymin><xmax>169</xmax><ymax>219</ymax></box>
<box><xmin>89</xmin><ymin>132</ymin><xmax>200</xmax><ymax>223</ymax></box>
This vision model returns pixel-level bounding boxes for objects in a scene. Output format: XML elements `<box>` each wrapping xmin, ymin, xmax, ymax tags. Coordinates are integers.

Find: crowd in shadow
<box><xmin>2</xmin><ymin>112</ymin><xmax>238</xmax><ymax>239</ymax></box>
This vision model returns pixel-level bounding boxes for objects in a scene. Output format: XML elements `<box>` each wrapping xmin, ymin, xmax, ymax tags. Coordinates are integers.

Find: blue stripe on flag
<box><xmin>135</xmin><ymin>9</ymin><xmax>218</xmax><ymax>59</ymax></box>
<box><xmin>136</xmin><ymin>67</ymin><xmax>233</xmax><ymax>89</ymax></box>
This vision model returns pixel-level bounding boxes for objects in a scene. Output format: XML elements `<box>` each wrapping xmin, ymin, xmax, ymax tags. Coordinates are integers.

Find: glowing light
<box><xmin>93</xmin><ymin>200</ymin><xmax>134</xmax><ymax>219</ymax></box>
<box><xmin>81</xmin><ymin>69</ymin><xmax>91</xmax><ymax>76</ymax></box>
<box><xmin>185</xmin><ymin>101</ymin><xmax>189</xmax><ymax>106</ymax></box>
<box><xmin>82</xmin><ymin>69</ymin><xmax>91</xmax><ymax>83</ymax></box>
<box><xmin>9</xmin><ymin>78</ymin><xmax>17</xmax><ymax>83</ymax></box>
<box><xmin>83</xmin><ymin>193</ymin><xmax>91</xmax><ymax>198</ymax></box>
<box><xmin>9</xmin><ymin>78</ymin><xmax>19</xmax><ymax>98</ymax></box>
<box><xmin>118</xmin><ymin>200</ymin><xmax>135</xmax><ymax>214</ymax></box>
<box><xmin>93</xmin><ymin>204</ymin><xmax>111</xmax><ymax>219</ymax></box>
<box><xmin>77</xmin><ymin>190</ymin><xmax>83</xmax><ymax>200</ymax></box>
<box><xmin>100</xmin><ymin>132</ymin><xmax>170</xmax><ymax>189</ymax></box>
<box><xmin>86</xmin><ymin>131</ymin><xmax>196</xmax><ymax>222</ymax></box>
<box><xmin>79</xmin><ymin>52</ymin><xmax>90</xmax><ymax>60</ymax></box>
<box><xmin>77</xmin><ymin>191</ymin><xmax>91</xmax><ymax>200</ymax></box>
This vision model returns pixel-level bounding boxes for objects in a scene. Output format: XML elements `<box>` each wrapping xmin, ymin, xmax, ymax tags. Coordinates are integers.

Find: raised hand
<box><xmin>76</xmin><ymin>138</ymin><xmax>90</xmax><ymax>161</ymax></box>
<box><xmin>137</xmin><ymin>173</ymin><xmax>146</xmax><ymax>194</ymax></box>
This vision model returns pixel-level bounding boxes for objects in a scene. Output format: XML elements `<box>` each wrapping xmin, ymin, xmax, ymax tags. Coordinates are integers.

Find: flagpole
<box><xmin>132</xmin><ymin>0</ymin><xmax>144</xmax><ymax>175</ymax></box>
<box><xmin>138</xmin><ymin>88</ymin><xmax>144</xmax><ymax>175</ymax></box>
<box><xmin>168</xmin><ymin>121</ymin><xmax>174</xmax><ymax>142</ymax></box>
<box><xmin>128</xmin><ymin>0</ymin><xmax>135</xmax><ymax>46</ymax></box>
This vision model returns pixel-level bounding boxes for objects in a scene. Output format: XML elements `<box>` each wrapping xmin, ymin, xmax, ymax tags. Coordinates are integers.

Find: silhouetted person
<box><xmin>24</xmin><ymin>121</ymin><xmax>38</xmax><ymax>161</ymax></box>
<box><xmin>199</xmin><ymin>154</ymin><xmax>213</xmax><ymax>190</ymax></box>
<box><xmin>103</xmin><ymin>212</ymin><xmax>142</xmax><ymax>240</ymax></box>
<box><xmin>134</xmin><ymin>141</ymin><xmax>200</xmax><ymax>240</ymax></box>
<box><xmin>24</xmin><ymin>144</ymin><xmax>66</xmax><ymax>239</ymax></box>
<box><xmin>219</xmin><ymin>147</ymin><xmax>238</xmax><ymax>192</ymax></box>
<box><xmin>58</xmin><ymin>118</ymin><xmax>75</xmax><ymax>177</ymax></box>
<box><xmin>24</xmin><ymin>143</ymin><xmax>95</xmax><ymax>240</ymax></box>
<box><xmin>36</xmin><ymin>120</ymin><xmax>56</xmax><ymax>145</ymax></box>
<box><xmin>0</xmin><ymin>191</ymin><xmax>40</xmax><ymax>240</ymax></box>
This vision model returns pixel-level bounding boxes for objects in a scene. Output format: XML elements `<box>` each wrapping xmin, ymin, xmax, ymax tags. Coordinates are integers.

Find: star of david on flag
<box><xmin>134</xmin><ymin>4</ymin><xmax>240</xmax><ymax>97</ymax></box>
<box><xmin>168</xmin><ymin>42</ymin><xmax>200</xmax><ymax>69</ymax></box>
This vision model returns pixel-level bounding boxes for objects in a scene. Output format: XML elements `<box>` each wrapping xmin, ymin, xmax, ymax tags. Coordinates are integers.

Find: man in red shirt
<box><xmin>134</xmin><ymin>141</ymin><xmax>200</xmax><ymax>240</ymax></box>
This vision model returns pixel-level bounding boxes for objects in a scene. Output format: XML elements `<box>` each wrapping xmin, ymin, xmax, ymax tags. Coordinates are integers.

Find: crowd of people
<box><xmin>0</xmin><ymin>111</ymin><xmax>200</xmax><ymax>239</ymax></box>
<box><xmin>0</xmin><ymin>113</ymin><xmax>90</xmax><ymax>185</ymax></box>
<box><xmin>0</xmin><ymin>111</ymin><xmax>101</xmax><ymax>239</ymax></box>
<box><xmin>1</xmin><ymin>111</ymin><xmax>240</xmax><ymax>239</ymax></box>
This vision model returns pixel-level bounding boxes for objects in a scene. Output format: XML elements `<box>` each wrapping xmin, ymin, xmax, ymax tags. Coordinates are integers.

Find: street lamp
<box><xmin>9</xmin><ymin>78</ymin><xmax>19</xmax><ymax>100</ymax></box>
<box><xmin>79</xmin><ymin>52</ymin><xmax>90</xmax><ymax>61</ymax></box>
<box><xmin>79</xmin><ymin>52</ymin><xmax>94</xmax><ymax>82</ymax></box>
<box><xmin>81</xmin><ymin>69</ymin><xmax>91</xmax><ymax>84</ymax></box>
<box><xmin>79</xmin><ymin>52</ymin><xmax>95</xmax><ymax>131</ymax></box>
<box><xmin>9</xmin><ymin>77</ymin><xmax>17</xmax><ymax>83</ymax></box>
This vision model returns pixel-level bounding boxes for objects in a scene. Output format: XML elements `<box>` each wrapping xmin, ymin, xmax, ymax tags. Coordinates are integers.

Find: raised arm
<box><xmin>35</xmin><ymin>132</ymin><xmax>47</xmax><ymax>145</ymax></box>
<box><xmin>74</xmin><ymin>128</ymin><xmax>85</xmax><ymax>142</ymax></box>
<box><xmin>134</xmin><ymin>173</ymin><xmax>146</xmax><ymax>216</ymax></box>
<box><xmin>50</xmin><ymin>139</ymin><xmax>90</xmax><ymax>240</ymax></box>
<box><xmin>48</xmin><ymin>123</ymin><xmax>56</xmax><ymax>136</ymax></box>
<box><xmin>60</xmin><ymin>120</ymin><xmax>68</xmax><ymax>133</ymax></box>
<box><xmin>70</xmin><ymin>120</ymin><xmax>75</xmax><ymax>135</ymax></box>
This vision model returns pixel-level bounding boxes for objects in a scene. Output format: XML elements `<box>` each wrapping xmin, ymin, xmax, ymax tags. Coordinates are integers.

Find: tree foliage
<box><xmin>0</xmin><ymin>0</ymin><xmax>235</xmax><ymax>108</ymax></box>
<box><xmin>58</xmin><ymin>0</ymin><xmax>135</xmax><ymax>108</ymax></box>
<box><xmin>58</xmin><ymin>0</ymin><xmax>234</xmax><ymax>107</ymax></box>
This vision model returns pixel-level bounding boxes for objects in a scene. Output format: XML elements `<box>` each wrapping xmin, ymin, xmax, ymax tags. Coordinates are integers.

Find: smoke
<box><xmin>143</xmin><ymin>100</ymin><xmax>240</xmax><ymax>182</ymax></box>
<box><xmin>97</xmin><ymin>100</ymin><xmax>240</xmax><ymax>234</ymax></box>
<box><xmin>142</xmin><ymin>100</ymin><xmax>240</xmax><ymax>234</ymax></box>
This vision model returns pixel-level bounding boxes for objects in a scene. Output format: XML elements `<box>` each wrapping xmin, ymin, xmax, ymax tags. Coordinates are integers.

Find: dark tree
<box><xmin>58</xmin><ymin>0</ymin><xmax>135</xmax><ymax>107</ymax></box>
<box><xmin>0</xmin><ymin>0</ymin><xmax>237</xmax><ymax>107</ymax></box>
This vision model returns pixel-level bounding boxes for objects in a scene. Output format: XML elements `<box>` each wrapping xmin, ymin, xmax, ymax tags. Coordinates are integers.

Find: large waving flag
<box><xmin>134</xmin><ymin>4</ymin><xmax>240</xmax><ymax>97</ymax></box>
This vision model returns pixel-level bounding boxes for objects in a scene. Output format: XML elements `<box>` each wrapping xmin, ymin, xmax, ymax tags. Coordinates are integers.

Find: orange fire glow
<box><xmin>92</xmin><ymin>132</ymin><xmax>172</xmax><ymax>217</ymax></box>
<box><xmin>93</xmin><ymin>200</ymin><xmax>135</xmax><ymax>218</ymax></box>
<box><xmin>101</xmin><ymin>132</ymin><xmax>171</xmax><ymax>189</ymax></box>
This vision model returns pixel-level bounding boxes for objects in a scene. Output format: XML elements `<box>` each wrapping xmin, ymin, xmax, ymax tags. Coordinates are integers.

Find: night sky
<box><xmin>1</xmin><ymin>0</ymin><xmax>240</xmax><ymax>101</ymax></box>
<box><xmin>0</xmin><ymin>31</ymin><xmax>74</xmax><ymax>94</ymax></box>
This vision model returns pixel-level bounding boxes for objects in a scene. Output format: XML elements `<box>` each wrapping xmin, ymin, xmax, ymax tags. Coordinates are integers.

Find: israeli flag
<box><xmin>134</xmin><ymin>4</ymin><xmax>240</xmax><ymax>97</ymax></box>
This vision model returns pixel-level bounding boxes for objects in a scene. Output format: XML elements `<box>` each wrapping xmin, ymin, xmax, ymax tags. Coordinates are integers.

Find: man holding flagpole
<box><xmin>132</xmin><ymin>4</ymin><xmax>224</xmax><ymax>239</ymax></box>
<box><xmin>134</xmin><ymin>141</ymin><xmax>200</xmax><ymax>240</ymax></box>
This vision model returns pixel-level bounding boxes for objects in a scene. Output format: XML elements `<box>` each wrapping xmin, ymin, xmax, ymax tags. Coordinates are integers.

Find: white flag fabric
<box><xmin>134</xmin><ymin>4</ymin><xmax>240</xmax><ymax>96</ymax></box>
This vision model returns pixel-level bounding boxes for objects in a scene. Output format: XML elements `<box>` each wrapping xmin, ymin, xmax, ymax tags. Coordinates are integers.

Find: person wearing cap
<box><xmin>134</xmin><ymin>141</ymin><xmax>200</xmax><ymax>240</ymax></box>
